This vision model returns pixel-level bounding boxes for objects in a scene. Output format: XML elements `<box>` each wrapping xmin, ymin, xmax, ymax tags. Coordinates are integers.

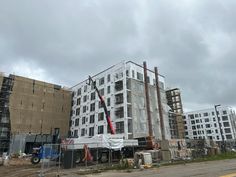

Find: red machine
<box><xmin>88</xmin><ymin>76</ymin><xmax>115</xmax><ymax>134</ymax></box>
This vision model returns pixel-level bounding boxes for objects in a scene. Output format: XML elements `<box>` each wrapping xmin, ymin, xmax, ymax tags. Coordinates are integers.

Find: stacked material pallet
<box><xmin>161</xmin><ymin>139</ymin><xmax>191</xmax><ymax>161</ymax></box>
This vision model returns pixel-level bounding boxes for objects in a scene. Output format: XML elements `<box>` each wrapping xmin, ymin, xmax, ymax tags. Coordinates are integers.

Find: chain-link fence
<box><xmin>39</xmin><ymin>144</ymin><xmax>61</xmax><ymax>177</ymax></box>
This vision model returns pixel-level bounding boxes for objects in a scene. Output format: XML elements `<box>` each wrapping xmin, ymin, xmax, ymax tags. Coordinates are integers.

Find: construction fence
<box><xmin>38</xmin><ymin>141</ymin><xmax>139</xmax><ymax>177</ymax></box>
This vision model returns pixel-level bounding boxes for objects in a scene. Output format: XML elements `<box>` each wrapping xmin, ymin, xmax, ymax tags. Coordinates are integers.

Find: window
<box><xmin>107</xmin><ymin>98</ymin><xmax>110</xmax><ymax>107</ymax></box>
<box><xmin>89</xmin><ymin>127</ymin><xmax>94</xmax><ymax>136</ymax></box>
<box><xmin>222</xmin><ymin>116</ymin><xmax>228</xmax><ymax>121</ymax></box>
<box><xmin>225</xmin><ymin>128</ymin><xmax>231</xmax><ymax>133</ymax></box>
<box><xmin>192</xmin><ymin>126</ymin><xmax>196</xmax><ymax>130</ymax></box>
<box><xmin>91</xmin><ymin>81</ymin><xmax>96</xmax><ymax>90</ymax></box>
<box><xmin>99</xmin><ymin>77</ymin><xmax>105</xmax><ymax>86</ymax></box>
<box><xmin>74</xmin><ymin>130</ymin><xmax>78</xmax><ymax>137</ymax></box>
<box><xmin>99</xmin><ymin>88</ymin><xmax>104</xmax><ymax>96</ymax></box>
<box><xmin>196</xmin><ymin>119</ymin><xmax>199</xmax><ymax>123</ymax></box>
<box><xmin>132</xmin><ymin>70</ymin><xmax>135</xmax><ymax>78</ymax></box>
<box><xmin>115</xmin><ymin>93</ymin><xmax>123</xmax><ymax>104</ymax></box>
<box><xmin>107</xmin><ymin>74</ymin><xmax>111</xmax><ymax>82</ymax></box>
<box><xmin>83</xmin><ymin>95</ymin><xmax>87</xmax><ymax>102</ymax></box>
<box><xmin>223</xmin><ymin>110</ymin><xmax>227</xmax><ymax>115</ymax></box>
<box><xmin>81</xmin><ymin>128</ymin><xmax>85</xmax><ymax>136</ymax></box>
<box><xmin>206</xmin><ymin>130</ymin><xmax>211</xmax><ymax>134</ymax></box>
<box><xmin>77</xmin><ymin>88</ymin><xmax>81</xmax><ymax>96</ymax></box>
<box><xmin>115</xmin><ymin>72</ymin><xmax>123</xmax><ymax>79</ymax></box>
<box><xmin>90</xmin><ymin>92</ymin><xmax>96</xmax><ymax>100</ymax></box>
<box><xmin>215</xmin><ymin>129</ymin><xmax>218</xmax><ymax>133</ymax></box>
<box><xmin>137</xmin><ymin>72</ymin><xmax>143</xmax><ymax>81</ymax></box>
<box><xmin>76</xmin><ymin>108</ymin><xmax>80</xmax><ymax>116</ymax></box>
<box><xmin>83</xmin><ymin>106</ymin><xmax>87</xmax><ymax>113</ymax></box>
<box><xmin>115</xmin><ymin>107</ymin><xmax>124</xmax><ymax>118</ymax></box>
<box><xmin>203</xmin><ymin>112</ymin><xmax>208</xmax><ymax>117</ymax></box>
<box><xmin>195</xmin><ymin>114</ymin><xmax>199</xmax><ymax>118</ymax></box>
<box><xmin>77</xmin><ymin>98</ymin><xmax>81</xmax><ymax>105</ymax></box>
<box><xmin>226</xmin><ymin>135</ymin><xmax>232</xmax><ymax>139</ymax></box>
<box><xmin>214</xmin><ymin>123</ymin><xmax>217</xmax><ymax>127</ymax></box>
<box><xmin>212</xmin><ymin>112</ymin><xmax>215</xmax><ymax>116</ymax></box>
<box><xmin>82</xmin><ymin>117</ymin><xmax>86</xmax><ymax>124</ymax></box>
<box><xmin>189</xmin><ymin>114</ymin><xmax>194</xmax><ymax>119</ymax></box>
<box><xmin>107</xmin><ymin>86</ymin><xmax>111</xmax><ymax>94</ymax></box>
<box><xmin>115</xmin><ymin>81</ymin><xmax>123</xmax><ymax>91</ymax></box>
<box><xmin>116</xmin><ymin>122</ymin><xmax>124</xmax><ymax>134</ymax></box>
<box><xmin>98</xmin><ymin>112</ymin><xmax>104</xmax><ymax>121</ymax></box>
<box><xmin>90</xmin><ymin>103</ymin><xmax>95</xmax><ymax>112</ymax></box>
<box><xmin>90</xmin><ymin>115</ymin><xmax>95</xmax><ymax>123</ymax></box>
<box><xmin>206</xmin><ymin>124</ymin><xmax>211</xmax><ymax>128</ymax></box>
<box><xmin>84</xmin><ymin>85</ymin><xmax>87</xmax><ymax>92</ymax></box>
<box><xmin>205</xmin><ymin>118</ymin><xmax>210</xmax><ymax>122</ymax></box>
<box><xmin>191</xmin><ymin>120</ymin><xmax>195</xmax><ymax>124</ymax></box>
<box><xmin>223</xmin><ymin>122</ymin><xmax>230</xmax><ymax>127</ymax></box>
<box><xmin>75</xmin><ymin>118</ymin><xmax>79</xmax><ymax>126</ymax></box>
<box><xmin>126</xmin><ymin>70</ymin><xmax>129</xmax><ymax>77</ymax></box>
<box><xmin>98</xmin><ymin>125</ymin><xmax>104</xmax><ymax>134</ymax></box>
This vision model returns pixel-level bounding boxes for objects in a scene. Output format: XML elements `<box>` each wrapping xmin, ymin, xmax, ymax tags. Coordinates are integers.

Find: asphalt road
<box><xmin>83</xmin><ymin>159</ymin><xmax>236</xmax><ymax>177</ymax></box>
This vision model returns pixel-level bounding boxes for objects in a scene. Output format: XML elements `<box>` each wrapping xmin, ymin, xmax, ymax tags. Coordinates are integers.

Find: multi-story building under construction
<box><xmin>70</xmin><ymin>61</ymin><xmax>171</xmax><ymax>141</ymax></box>
<box><xmin>0</xmin><ymin>73</ymin><xmax>71</xmax><ymax>154</ymax></box>
<box><xmin>166</xmin><ymin>88</ymin><xmax>185</xmax><ymax>139</ymax></box>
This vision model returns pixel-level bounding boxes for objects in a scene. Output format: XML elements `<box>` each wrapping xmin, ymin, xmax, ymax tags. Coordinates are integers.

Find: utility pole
<box><xmin>214</xmin><ymin>104</ymin><xmax>225</xmax><ymax>153</ymax></box>
<box><xmin>154</xmin><ymin>67</ymin><xmax>165</xmax><ymax>140</ymax></box>
<box><xmin>143</xmin><ymin>61</ymin><xmax>153</xmax><ymax>137</ymax></box>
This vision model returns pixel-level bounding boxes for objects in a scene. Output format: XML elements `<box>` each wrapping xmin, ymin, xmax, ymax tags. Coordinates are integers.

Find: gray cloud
<box><xmin>0</xmin><ymin>0</ymin><xmax>236</xmax><ymax>111</ymax></box>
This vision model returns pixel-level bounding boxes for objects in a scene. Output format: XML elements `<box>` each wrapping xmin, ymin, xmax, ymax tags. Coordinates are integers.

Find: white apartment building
<box><xmin>184</xmin><ymin>106</ymin><xmax>236</xmax><ymax>141</ymax></box>
<box><xmin>69</xmin><ymin>61</ymin><xmax>171</xmax><ymax>140</ymax></box>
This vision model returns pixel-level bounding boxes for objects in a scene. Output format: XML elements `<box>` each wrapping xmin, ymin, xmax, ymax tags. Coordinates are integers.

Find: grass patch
<box><xmin>194</xmin><ymin>152</ymin><xmax>236</xmax><ymax>162</ymax></box>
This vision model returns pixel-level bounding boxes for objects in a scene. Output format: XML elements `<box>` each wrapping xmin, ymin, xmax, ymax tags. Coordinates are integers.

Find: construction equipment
<box><xmin>30</xmin><ymin>128</ymin><xmax>61</xmax><ymax>164</ymax></box>
<box><xmin>88</xmin><ymin>76</ymin><xmax>115</xmax><ymax>134</ymax></box>
<box><xmin>31</xmin><ymin>146</ymin><xmax>59</xmax><ymax>164</ymax></box>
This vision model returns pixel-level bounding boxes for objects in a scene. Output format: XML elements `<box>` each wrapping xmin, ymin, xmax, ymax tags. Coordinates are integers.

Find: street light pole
<box><xmin>214</xmin><ymin>104</ymin><xmax>225</xmax><ymax>153</ymax></box>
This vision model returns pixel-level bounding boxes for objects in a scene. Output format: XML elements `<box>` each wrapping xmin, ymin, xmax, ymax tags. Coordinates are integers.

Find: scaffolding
<box><xmin>0</xmin><ymin>74</ymin><xmax>14</xmax><ymax>155</ymax></box>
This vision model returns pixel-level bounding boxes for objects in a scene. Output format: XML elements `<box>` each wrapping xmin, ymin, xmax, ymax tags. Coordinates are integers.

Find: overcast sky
<box><xmin>0</xmin><ymin>0</ymin><xmax>235</xmax><ymax>112</ymax></box>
